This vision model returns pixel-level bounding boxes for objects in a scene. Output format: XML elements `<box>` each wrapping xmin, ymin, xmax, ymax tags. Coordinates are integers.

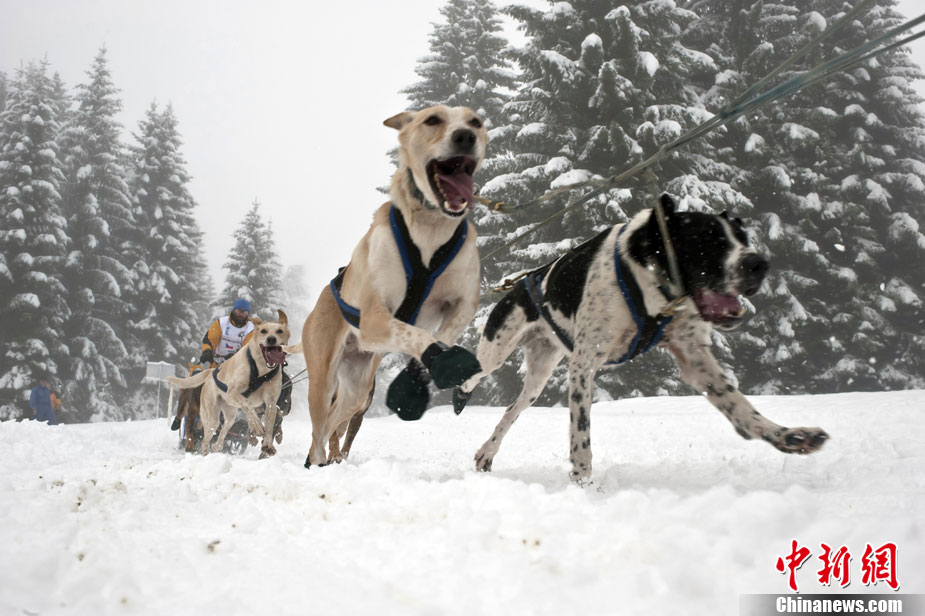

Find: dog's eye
<box><xmin>276</xmin><ymin>329</ymin><xmax>283</xmax><ymax>334</ymax></box>
<box><xmin>469</xmin><ymin>117</ymin><xmax>483</xmax><ymax>129</ymax></box>
<box><xmin>423</xmin><ymin>115</ymin><xmax>442</xmax><ymax>126</ymax></box>
<box><xmin>261</xmin><ymin>329</ymin><xmax>267</xmax><ymax>334</ymax></box>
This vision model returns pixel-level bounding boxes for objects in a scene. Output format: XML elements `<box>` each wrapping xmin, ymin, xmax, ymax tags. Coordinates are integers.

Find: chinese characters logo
<box><xmin>775</xmin><ymin>540</ymin><xmax>899</xmax><ymax>592</ymax></box>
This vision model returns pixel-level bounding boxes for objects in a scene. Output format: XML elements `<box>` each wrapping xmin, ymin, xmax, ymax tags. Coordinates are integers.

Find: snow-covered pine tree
<box><xmin>0</xmin><ymin>71</ymin><xmax>7</xmax><ymax>113</ymax></box>
<box><xmin>280</xmin><ymin>263</ymin><xmax>311</xmax><ymax>325</ymax></box>
<box><xmin>129</xmin><ymin>102</ymin><xmax>211</xmax><ymax>377</ymax></box>
<box><xmin>388</xmin><ymin>0</ymin><xmax>520</xmax><ymax>199</ymax></box>
<box><xmin>48</xmin><ymin>71</ymin><xmax>71</xmax><ymax>128</ymax></box>
<box><xmin>0</xmin><ymin>61</ymin><xmax>70</xmax><ymax>419</ymax></box>
<box><xmin>57</xmin><ymin>48</ymin><xmax>136</xmax><ymax>421</ymax></box>
<box><xmin>799</xmin><ymin>0</ymin><xmax>925</xmax><ymax>391</ymax></box>
<box><xmin>402</xmin><ymin>0</ymin><xmax>517</xmax><ymax>123</ymax></box>
<box><xmin>467</xmin><ymin>0</ymin><xmax>740</xmax><ymax>405</ymax></box>
<box><xmin>690</xmin><ymin>0</ymin><xmax>925</xmax><ymax>393</ymax></box>
<box><xmin>214</xmin><ymin>200</ymin><xmax>285</xmax><ymax>320</ymax></box>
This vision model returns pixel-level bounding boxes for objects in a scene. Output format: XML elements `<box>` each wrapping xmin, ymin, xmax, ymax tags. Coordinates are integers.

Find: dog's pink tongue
<box><xmin>695</xmin><ymin>288</ymin><xmax>743</xmax><ymax>321</ymax></box>
<box><xmin>438</xmin><ymin>172</ymin><xmax>475</xmax><ymax>210</ymax></box>
<box><xmin>266</xmin><ymin>347</ymin><xmax>286</xmax><ymax>365</ymax></box>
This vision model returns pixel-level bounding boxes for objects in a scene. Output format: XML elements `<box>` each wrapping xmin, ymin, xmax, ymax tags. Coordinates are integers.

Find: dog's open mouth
<box><xmin>426</xmin><ymin>156</ymin><xmax>477</xmax><ymax>216</ymax></box>
<box><xmin>260</xmin><ymin>345</ymin><xmax>286</xmax><ymax>368</ymax></box>
<box><xmin>693</xmin><ymin>288</ymin><xmax>747</xmax><ymax>326</ymax></box>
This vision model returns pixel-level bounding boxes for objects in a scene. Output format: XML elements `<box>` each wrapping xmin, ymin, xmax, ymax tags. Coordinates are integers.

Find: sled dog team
<box><xmin>170</xmin><ymin>104</ymin><xmax>828</xmax><ymax>482</ymax></box>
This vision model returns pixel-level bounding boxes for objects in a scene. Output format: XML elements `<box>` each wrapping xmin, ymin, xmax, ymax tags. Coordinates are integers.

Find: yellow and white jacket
<box><xmin>202</xmin><ymin>315</ymin><xmax>255</xmax><ymax>363</ymax></box>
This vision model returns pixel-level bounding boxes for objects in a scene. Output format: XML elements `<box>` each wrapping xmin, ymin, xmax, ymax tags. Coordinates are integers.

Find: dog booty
<box><xmin>170</xmin><ymin>415</ymin><xmax>181</xmax><ymax>431</ymax></box>
<box><xmin>387</xmin><ymin>360</ymin><xmax>431</xmax><ymax>421</ymax></box>
<box><xmin>452</xmin><ymin>387</ymin><xmax>472</xmax><ymax>415</ymax></box>
<box><xmin>422</xmin><ymin>343</ymin><xmax>481</xmax><ymax>389</ymax></box>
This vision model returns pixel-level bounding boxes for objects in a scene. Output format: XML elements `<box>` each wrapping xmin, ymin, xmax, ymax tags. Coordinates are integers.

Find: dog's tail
<box><xmin>283</xmin><ymin>341</ymin><xmax>303</xmax><ymax>355</ymax></box>
<box><xmin>166</xmin><ymin>369</ymin><xmax>212</xmax><ymax>389</ymax></box>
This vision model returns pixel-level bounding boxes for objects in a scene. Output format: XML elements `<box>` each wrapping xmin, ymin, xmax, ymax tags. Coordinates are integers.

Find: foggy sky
<box><xmin>2</xmin><ymin>0</ymin><xmax>923</xmax><ymax>320</ymax></box>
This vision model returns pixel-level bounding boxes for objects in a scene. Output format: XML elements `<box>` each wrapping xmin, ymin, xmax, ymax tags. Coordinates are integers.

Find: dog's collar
<box><xmin>652</xmin><ymin>270</ymin><xmax>687</xmax><ymax>317</ymax></box>
<box><xmin>612</xmin><ymin>225</ymin><xmax>675</xmax><ymax>362</ymax></box>
<box><xmin>407</xmin><ymin>169</ymin><xmax>435</xmax><ymax>210</ymax></box>
<box><xmin>622</xmin><ymin>219</ymin><xmax>687</xmax><ymax>316</ymax></box>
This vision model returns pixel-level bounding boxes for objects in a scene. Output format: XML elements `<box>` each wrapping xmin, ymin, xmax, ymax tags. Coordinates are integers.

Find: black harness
<box><xmin>331</xmin><ymin>205</ymin><xmax>468</xmax><ymax>327</ymax></box>
<box><xmin>524</xmin><ymin>225</ymin><xmax>674</xmax><ymax>365</ymax></box>
<box><xmin>211</xmin><ymin>348</ymin><xmax>280</xmax><ymax>398</ymax></box>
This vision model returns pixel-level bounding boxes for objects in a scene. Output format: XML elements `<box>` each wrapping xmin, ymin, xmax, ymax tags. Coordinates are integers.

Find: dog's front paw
<box><xmin>386</xmin><ymin>359</ymin><xmax>431</xmax><ymax>421</ymax></box>
<box><xmin>474</xmin><ymin>449</ymin><xmax>493</xmax><ymax>472</ymax></box>
<box><xmin>771</xmin><ymin>427</ymin><xmax>829</xmax><ymax>454</ymax></box>
<box><xmin>422</xmin><ymin>343</ymin><xmax>481</xmax><ymax>389</ymax></box>
<box><xmin>568</xmin><ymin>469</ymin><xmax>593</xmax><ymax>484</ymax></box>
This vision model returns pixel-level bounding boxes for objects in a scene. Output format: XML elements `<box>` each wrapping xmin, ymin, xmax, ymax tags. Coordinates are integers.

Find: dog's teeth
<box><xmin>433</xmin><ymin>174</ymin><xmax>448</xmax><ymax>199</ymax></box>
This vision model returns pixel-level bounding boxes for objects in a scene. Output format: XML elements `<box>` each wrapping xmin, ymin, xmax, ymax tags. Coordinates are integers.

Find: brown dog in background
<box><xmin>174</xmin><ymin>385</ymin><xmax>203</xmax><ymax>452</ymax></box>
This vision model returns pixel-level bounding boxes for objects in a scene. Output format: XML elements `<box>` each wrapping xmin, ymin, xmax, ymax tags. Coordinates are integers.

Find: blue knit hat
<box><xmin>232</xmin><ymin>299</ymin><xmax>251</xmax><ymax>312</ymax></box>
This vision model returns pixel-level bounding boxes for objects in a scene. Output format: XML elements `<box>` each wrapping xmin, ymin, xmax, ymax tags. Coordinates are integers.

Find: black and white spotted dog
<box><xmin>454</xmin><ymin>194</ymin><xmax>829</xmax><ymax>482</ymax></box>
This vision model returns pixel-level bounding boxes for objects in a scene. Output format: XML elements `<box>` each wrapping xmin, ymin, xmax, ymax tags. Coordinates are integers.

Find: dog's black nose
<box><xmin>740</xmin><ymin>254</ymin><xmax>769</xmax><ymax>295</ymax></box>
<box><xmin>452</xmin><ymin>128</ymin><xmax>476</xmax><ymax>153</ymax></box>
<box><xmin>266</xmin><ymin>335</ymin><xmax>277</xmax><ymax>346</ymax></box>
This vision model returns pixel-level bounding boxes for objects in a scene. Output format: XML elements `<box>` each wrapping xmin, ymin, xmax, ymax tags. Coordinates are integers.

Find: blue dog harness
<box><xmin>211</xmin><ymin>348</ymin><xmax>280</xmax><ymax>398</ymax></box>
<box><xmin>330</xmin><ymin>205</ymin><xmax>468</xmax><ymax>327</ymax></box>
<box><xmin>524</xmin><ymin>225</ymin><xmax>674</xmax><ymax>365</ymax></box>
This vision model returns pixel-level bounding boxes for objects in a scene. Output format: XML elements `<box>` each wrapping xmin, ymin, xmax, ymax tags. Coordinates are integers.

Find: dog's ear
<box><xmin>277</xmin><ymin>309</ymin><xmax>288</xmax><ymax>326</ymax></box>
<box><xmin>720</xmin><ymin>211</ymin><xmax>745</xmax><ymax>228</ymax></box>
<box><xmin>250</xmin><ymin>316</ymin><xmax>264</xmax><ymax>326</ymax></box>
<box><xmin>384</xmin><ymin>111</ymin><xmax>416</xmax><ymax>131</ymax></box>
<box><xmin>659</xmin><ymin>193</ymin><xmax>676</xmax><ymax>215</ymax></box>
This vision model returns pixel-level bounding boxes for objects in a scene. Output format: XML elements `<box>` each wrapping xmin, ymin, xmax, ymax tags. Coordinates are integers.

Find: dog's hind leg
<box><xmin>340</xmin><ymin>408</ymin><xmax>367</xmax><ymax>460</ymax></box>
<box><xmin>339</xmin><ymin>381</ymin><xmax>374</xmax><ymax>460</ymax></box>
<box><xmin>475</xmin><ymin>335</ymin><xmax>564</xmax><ymax>472</ymax></box>
<box><xmin>667</xmin><ymin>342</ymin><xmax>829</xmax><ymax>454</ymax></box>
<box><xmin>307</xmin><ymin>379</ymin><xmax>333</xmax><ymax>466</ymax></box>
<box><xmin>212</xmin><ymin>404</ymin><xmax>237</xmax><ymax>453</ymax></box>
<box><xmin>259</xmin><ymin>400</ymin><xmax>279</xmax><ymax>459</ymax></box>
<box><xmin>327</xmin><ymin>417</ymin><xmax>346</xmax><ymax>462</ymax></box>
<box><xmin>198</xmin><ymin>393</ymin><xmax>220</xmax><ymax>456</ymax></box>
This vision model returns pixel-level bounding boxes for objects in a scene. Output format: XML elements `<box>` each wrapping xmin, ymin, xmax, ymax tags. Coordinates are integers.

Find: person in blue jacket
<box><xmin>29</xmin><ymin>377</ymin><xmax>58</xmax><ymax>425</ymax></box>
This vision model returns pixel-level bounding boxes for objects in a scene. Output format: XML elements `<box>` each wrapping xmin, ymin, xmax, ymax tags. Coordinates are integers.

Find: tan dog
<box><xmin>301</xmin><ymin>105</ymin><xmax>488</xmax><ymax>467</ymax></box>
<box><xmin>168</xmin><ymin>310</ymin><xmax>291</xmax><ymax>458</ymax></box>
<box><xmin>175</xmin><ymin>384</ymin><xmax>203</xmax><ymax>453</ymax></box>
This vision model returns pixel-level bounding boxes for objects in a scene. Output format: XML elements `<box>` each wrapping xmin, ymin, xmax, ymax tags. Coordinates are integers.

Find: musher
<box><xmin>198</xmin><ymin>298</ymin><xmax>256</xmax><ymax>370</ymax></box>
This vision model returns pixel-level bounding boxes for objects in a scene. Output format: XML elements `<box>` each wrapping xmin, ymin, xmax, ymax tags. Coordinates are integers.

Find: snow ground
<box><xmin>1</xmin><ymin>391</ymin><xmax>923</xmax><ymax>616</ymax></box>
